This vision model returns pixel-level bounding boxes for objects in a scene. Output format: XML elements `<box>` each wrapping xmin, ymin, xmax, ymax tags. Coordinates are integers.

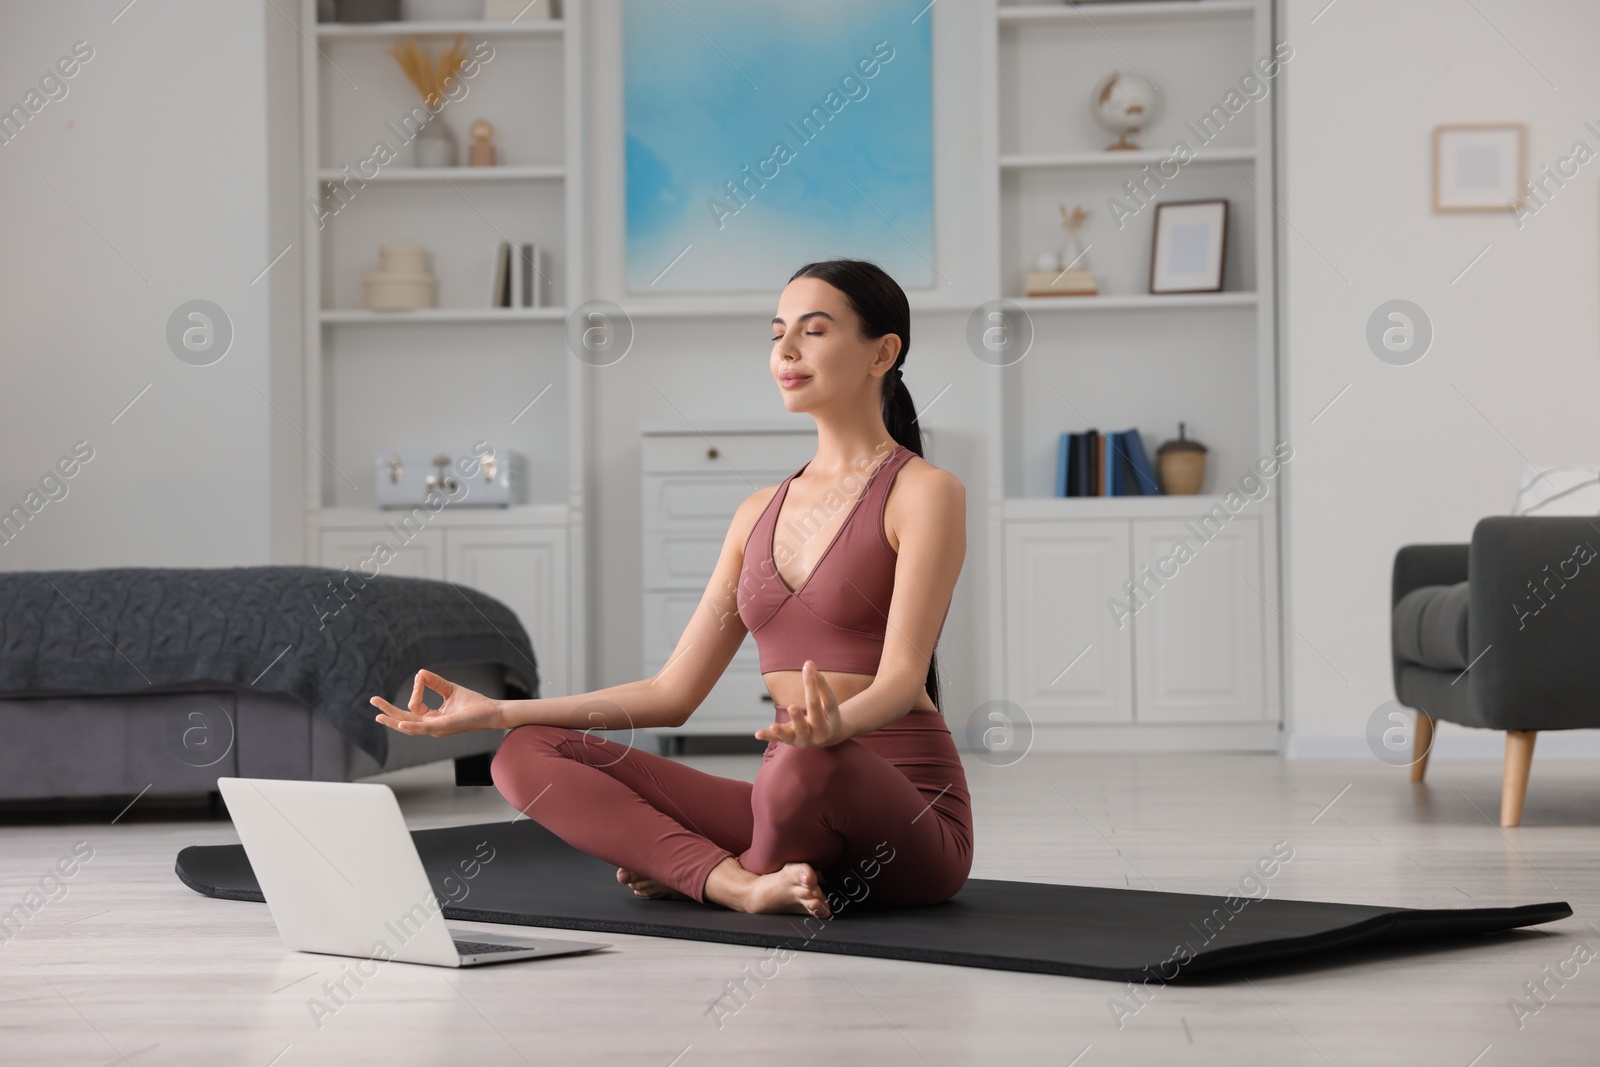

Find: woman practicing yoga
<box><xmin>370</xmin><ymin>259</ymin><xmax>971</xmax><ymax>921</ymax></box>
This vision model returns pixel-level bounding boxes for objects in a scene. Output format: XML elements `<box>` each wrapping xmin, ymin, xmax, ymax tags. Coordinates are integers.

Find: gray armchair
<box><xmin>1392</xmin><ymin>516</ymin><xmax>1600</xmax><ymax>826</ymax></box>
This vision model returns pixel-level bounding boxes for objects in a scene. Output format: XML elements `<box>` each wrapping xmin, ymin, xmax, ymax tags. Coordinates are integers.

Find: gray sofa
<box><xmin>0</xmin><ymin>659</ymin><xmax>517</xmax><ymax>805</ymax></box>
<box><xmin>1392</xmin><ymin>516</ymin><xmax>1600</xmax><ymax>825</ymax></box>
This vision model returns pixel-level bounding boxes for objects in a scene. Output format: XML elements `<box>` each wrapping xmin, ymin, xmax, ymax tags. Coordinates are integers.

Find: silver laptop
<box><xmin>216</xmin><ymin>777</ymin><xmax>610</xmax><ymax>967</ymax></box>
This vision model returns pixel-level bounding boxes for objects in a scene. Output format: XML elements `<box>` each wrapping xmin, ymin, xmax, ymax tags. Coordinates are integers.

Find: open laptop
<box><xmin>216</xmin><ymin>777</ymin><xmax>610</xmax><ymax>967</ymax></box>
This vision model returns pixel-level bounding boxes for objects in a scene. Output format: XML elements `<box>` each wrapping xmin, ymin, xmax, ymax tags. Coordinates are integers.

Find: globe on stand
<box><xmin>1091</xmin><ymin>71</ymin><xmax>1160</xmax><ymax>152</ymax></box>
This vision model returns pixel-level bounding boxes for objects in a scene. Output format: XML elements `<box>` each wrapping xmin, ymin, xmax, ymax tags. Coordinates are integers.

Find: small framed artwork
<box><xmin>1433</xmin><ymin>123</ymin><xmax>1525</xmax><ymax>212</ymax></box>
<box><xmin>1148</xmin><ymin>199</ymin><xmax>1228</xmax><ymax>294</ymax></box>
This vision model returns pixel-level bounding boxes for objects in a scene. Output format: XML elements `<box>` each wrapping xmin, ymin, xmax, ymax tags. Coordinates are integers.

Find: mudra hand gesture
<box><xmin>755</xmin><ymin>661</ymin><xmax>846</xmax><ymax>748</ymax></box>
<box><xmin>370</xmin><ymin>669</ymin><xmax>504</xmax><ymax>737</ymax></box>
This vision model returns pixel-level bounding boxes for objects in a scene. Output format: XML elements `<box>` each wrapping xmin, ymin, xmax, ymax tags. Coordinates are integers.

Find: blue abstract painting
<box><xmin>622</xmin><ymin>0</ymin><xmax>935</xmax><ymax>293</ymax></box>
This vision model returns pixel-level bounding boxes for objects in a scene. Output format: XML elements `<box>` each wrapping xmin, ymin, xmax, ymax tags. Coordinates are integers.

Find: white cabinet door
<box><xmin>445</xmin><ymin>526</ymin><xmax>568</xmax><ymax>699</ymax></box>
<box><xmin>318</xmin><ymin>527</ymin><xmax>443</xmax><ymax>579</ymax></box>
<box><xmin>643</xmin><ymin>475</ymin><xmax>762</xmax><ymax>529</ymax></box>
<box><xmin>1003</xmin><ymin>521</ymin><xmax>1133</xmax><ymax>723</ymax></box>
<box><xmin>643</xmin><ymin>590</ymin><xmax>760</xmax><ymax>671</ymax></box>
<box><xmin>646</xmin><ymin>657</ymin><xmax>775</xmax><ymax>735</ymax></box>
<box><xmin>1130</xmin><ymin>517</ymin><xmax>1264</xmax><ymax>723</ymax></box>
<box><xmin>643</xmin><ymin>528</ymin><xmax>727</xmax><ymax>589</ymax></box>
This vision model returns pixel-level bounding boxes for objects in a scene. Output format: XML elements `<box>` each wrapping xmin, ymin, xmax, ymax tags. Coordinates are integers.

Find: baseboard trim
<box><xmin>1287</xmin><ymin>726</ymin><xmax>1600</xmax><ymax>760</ymax></box>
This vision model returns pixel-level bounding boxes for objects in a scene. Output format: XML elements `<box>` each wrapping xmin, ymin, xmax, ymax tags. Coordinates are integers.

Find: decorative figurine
<box><xmin>468</xmin><ymin>119</ymin><xmax>498</xmax><ymax>166</ymax></box>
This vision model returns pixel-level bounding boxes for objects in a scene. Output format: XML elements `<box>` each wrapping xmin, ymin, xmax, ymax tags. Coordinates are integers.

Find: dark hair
<box><xmin>786</xmin><ymin>258</ymin><xmax>943</xmax><ymax>714</ymax></box>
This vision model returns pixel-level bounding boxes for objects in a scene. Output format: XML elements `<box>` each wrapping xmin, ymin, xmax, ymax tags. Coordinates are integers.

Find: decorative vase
<box><xmin>414</xmin><ymin>120</ymin><xmax>457</xmax><ymax>168</ymax></box>
<box><xmin>1156</xmin><ymin>422</ymin><xmax>1207</xmax><ymax>495</ymax></box>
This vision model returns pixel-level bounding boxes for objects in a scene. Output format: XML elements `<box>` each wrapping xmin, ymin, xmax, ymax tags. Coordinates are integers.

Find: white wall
<box><xmin>0</xmin><ymin>0</ymin><xmax>298</xmax><ymax>569</ymax></box>
<box><xmin>1278</xmin><ymin>0</ymin><xmax>1600</xmax><ymax>756</ymax></box>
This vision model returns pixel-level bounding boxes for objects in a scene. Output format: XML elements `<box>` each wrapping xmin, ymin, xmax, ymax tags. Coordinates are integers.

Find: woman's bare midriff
<box><xmin>762</xmin><ymin>668</ymin><xmax>938</xmax><ymax>716</ymax></box>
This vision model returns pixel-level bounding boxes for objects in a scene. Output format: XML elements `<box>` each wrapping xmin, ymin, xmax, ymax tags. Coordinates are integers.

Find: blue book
<box><xmin>1109</xmin><ymin>429</ymin><xmax>1131</xmax><ymax>496</ymax></box>
<box><xmin>1103</xmin><ymin>432</ymin><xmax>1115</xmax><ymax>496</ymax></box>
<box><xmin>1057</xmin><ymin>432</ymin><xmax>1072</xmax><ymax>497</ymax></box>
<box><xmin>1122</xmin><ymin>429</ymin><xmax>1161</xmax><ymax>495</ymax></box>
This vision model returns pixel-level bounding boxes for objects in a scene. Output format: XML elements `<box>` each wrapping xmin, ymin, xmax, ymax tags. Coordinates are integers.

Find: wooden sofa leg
<box><xmin>1410</xmin><ymin>711</ymin><xmax>1434</xmax><ymax>782</ymax></box>
<box><xmin>1501</xmin><ymin>730</ymin><xmax>1537</xmax><ymax>827</ymax></box>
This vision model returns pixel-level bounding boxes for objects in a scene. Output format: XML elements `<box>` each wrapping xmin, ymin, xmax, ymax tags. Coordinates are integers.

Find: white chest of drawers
<box><xmin>640</xmin><ymin>421</ymin><xmax>817</xmax><ymax>737</ymax></box>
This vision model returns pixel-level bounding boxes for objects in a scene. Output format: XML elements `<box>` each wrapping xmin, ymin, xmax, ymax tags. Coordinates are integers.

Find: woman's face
<box><xmin>770</xmin><ymin>276</ymin><xmax>897</xmax><ymax>412</ymax></box>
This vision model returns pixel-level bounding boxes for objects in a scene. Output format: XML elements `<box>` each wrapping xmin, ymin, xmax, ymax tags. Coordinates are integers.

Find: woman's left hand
<box><xmin>755</xmin><ymin>661</ymin><xmax>847</xmax><ymax>748</ymax></box>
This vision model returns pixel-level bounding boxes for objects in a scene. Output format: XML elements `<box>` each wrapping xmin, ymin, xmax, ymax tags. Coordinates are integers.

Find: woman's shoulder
<box><xmin>895</xmin><ymin>449</ymin><xmax>964</xmax><ymax>497</ymax></box>
<box><xmin>884</xmin><ymin>450</ymin><xmax>965</xmax><ymax>551</ymax></box>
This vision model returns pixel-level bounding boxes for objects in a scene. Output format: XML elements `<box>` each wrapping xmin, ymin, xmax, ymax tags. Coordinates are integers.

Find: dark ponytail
<box><xmin>786</xmin><ymin>258</ymin><xmax>944</xmax><ymax>715</ymax></box>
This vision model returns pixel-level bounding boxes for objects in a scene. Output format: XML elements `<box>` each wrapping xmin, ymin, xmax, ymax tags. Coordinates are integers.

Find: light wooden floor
<box><xmin>3</xmin><ymin>750</ymin><xmax>1598</xmax><ymax>1066</ymax></box>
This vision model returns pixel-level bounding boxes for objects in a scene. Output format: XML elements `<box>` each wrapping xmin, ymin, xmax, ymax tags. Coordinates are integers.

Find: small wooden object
<box><xmin>1156</xmin><ymin>422</ymin><xmax>1207</xmax><ymax>495</ymax></box>
<box><xmin>468</xmin><ymin>119</ymin><xmax>497</xmax><ymax>166</ymax></box>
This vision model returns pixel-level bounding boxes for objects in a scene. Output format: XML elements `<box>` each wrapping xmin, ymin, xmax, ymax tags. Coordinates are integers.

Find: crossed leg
<box><xmin>490</xmin><ymin>723</ymin><xmax>970</xmax><ymax>913</ymax></box>
<box><xmin>490</xmin><ymin>723</ymin><xmax>753</xmax><ymax>904</ymax></box>
<box><xmin>743</xmin><ymin>738</ymin><xmax>971</xmax><ymax>909</ymax></box>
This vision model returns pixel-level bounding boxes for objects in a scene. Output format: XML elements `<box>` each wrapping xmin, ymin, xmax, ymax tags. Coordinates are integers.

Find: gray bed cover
<box><xmin>0</xmin><ymin>566</ymin><xmax>539</xmax><ymax>765</ymax></box>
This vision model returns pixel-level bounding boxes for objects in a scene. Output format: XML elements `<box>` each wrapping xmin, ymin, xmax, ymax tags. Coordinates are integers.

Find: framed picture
<box><xmin>1148</xmin><ymin>199</ymin><xmax>1228</xmax><ymax>294</ymax></box>
<box><xmin>1433</xmin><ymin>123</ymin><xmax>1525</xmax><ymax>212</ymax></box>
<box><xmin>620</xmin><ymin>0</ymin><xmax>935</xmax><ymax>293</ymax></box>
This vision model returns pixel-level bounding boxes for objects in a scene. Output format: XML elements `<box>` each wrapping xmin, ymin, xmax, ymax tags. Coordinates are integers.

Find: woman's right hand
<box><xmin>370</xmin><ymin>669</ymin><xmax>506</xmax><ymax>738</ymax></box>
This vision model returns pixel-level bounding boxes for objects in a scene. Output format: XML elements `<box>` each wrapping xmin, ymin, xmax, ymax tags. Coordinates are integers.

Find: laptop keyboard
<box><xmin>454</xmin><ymin>939</ymin><xmax>533</xmax><ymax>956</ymax></box>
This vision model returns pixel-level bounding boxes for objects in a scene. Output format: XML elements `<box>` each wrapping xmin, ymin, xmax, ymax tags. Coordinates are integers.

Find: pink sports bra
<box><xmin>737</xmin><ymin>443</ymin><xmax>943</xmax><ymax>675</ymax></box>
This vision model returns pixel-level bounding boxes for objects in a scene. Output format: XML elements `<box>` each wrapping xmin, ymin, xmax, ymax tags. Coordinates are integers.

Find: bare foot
<box><xmin>746</xmin><ymin>862</ymin><xmax>831</xmax><ymax>919</ymax></box>
<box><xmin>702</xmin><ymin>856</ymin><xmax>830</xmax><ymax>918</ymax></box>
<box><xmin>616</xmin><ymin>867</ymin><xmax>689</xmax><ymax>900</ymax></box>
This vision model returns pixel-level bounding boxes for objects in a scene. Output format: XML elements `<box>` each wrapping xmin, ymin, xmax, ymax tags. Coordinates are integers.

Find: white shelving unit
<box><xmin>294</xmin><ymin>0</ymin><xmax>589</xmax><ymax>699</ymax></box>
<box><xmin>982</xmin><ymin>0</ymin><xmax>1283</xmax><ymax>750</ymax></box>
<box><xmin>280</xmin><ymin>0</ymin><xmax>1282</xmax><ymax>747</ymax></box>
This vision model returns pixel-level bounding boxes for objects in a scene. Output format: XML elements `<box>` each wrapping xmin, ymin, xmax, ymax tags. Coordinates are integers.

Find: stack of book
<box><xmin>1056</xmin><ymin>429</ymin><xmax>1161</xmax><ymax>496</ymax></box>
<box><xmin>1025</xmin><ymin>269</ymin><xmax>1098</xmax><ymax>297</ymax></box>
<box><xmin>490</xmin><ymin>240</ymin><xmax>547</xmax><ymax>308</ymax></box>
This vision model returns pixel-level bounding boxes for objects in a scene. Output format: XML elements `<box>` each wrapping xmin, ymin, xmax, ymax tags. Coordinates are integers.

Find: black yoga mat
<box><xmin>176</xmin><ymin>819</ymin><xmax>1570</xmax><ymax>982</ymax></box>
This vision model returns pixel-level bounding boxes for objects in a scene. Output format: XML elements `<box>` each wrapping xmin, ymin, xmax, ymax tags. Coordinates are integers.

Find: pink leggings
<box><xmin>488</xmin><ymin>705</ymin><xmax>973</xmax><ymax>908</ymax></box>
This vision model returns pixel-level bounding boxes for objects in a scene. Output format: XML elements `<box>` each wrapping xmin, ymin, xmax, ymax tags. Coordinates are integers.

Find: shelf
<box><xmin>314</xmin><ymin>503</ymin><xmax>571</xmax><ymax>527</ymax></box>
<box><xmin>316</xmin><ymin>165</ymin><xmax>565</xmax><ymax>183</ymax></box>
<box><xmin>1002</xmin><ymin>494</ymin><xmax>1249</xmax><ymax>520</ymax></box>
<box><xmin>1000</xmin><ymin>148</ymin><xmax>1256</xmax><ymax>169</ymax></box>
<box><xmin>998</xmin><ymin>1</ymin><xmax>1255</xmax><ymax>25</ymax></box>
<box><xmin>316</xmin><ymin>19</ymin><xmax>564</xmax><ymax>39</ymax></box>
<box><xmin>607</xmin><ymin>292</ymin><xmax>981</xmax><ymax>318</ymax></box>
<box><xmin>609</xmin><ymin>293</ymin><xmax>1256</xmax><ymax>316</ymax></box>
<box><xmin>1009</xmin><ymin>292</ymin><xmax>1258</xmax><ymax>311</ymax></box>
<box><xmin>320</xmin><ymin>307</ymin><xmax>566</xmax><ymax>324</ymax></box>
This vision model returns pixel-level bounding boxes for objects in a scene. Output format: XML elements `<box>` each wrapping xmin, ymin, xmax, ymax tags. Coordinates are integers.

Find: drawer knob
<box><xmin>707</xmin><ymin>446</ymin><xmax>719</xmax><ymax>460</ymax></box>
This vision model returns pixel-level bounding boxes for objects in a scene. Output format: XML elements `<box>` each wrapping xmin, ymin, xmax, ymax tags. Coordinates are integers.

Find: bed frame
<box><xmin>0</xmin><ymin>660</ymin><xmax>514</xmax><ymax>804</ymax></box>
